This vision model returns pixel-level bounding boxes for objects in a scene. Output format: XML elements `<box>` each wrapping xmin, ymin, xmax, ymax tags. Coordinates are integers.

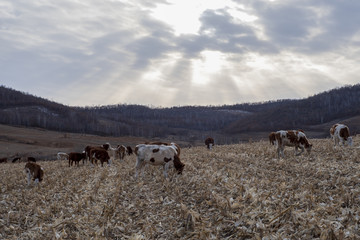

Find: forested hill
<box><xmin>1</xmin><ymin>84</ymin><xmax>360</xmax><ymax>143</ymax></box>
<box><xmin>224</xmin><ymin>84</ymin><xmax>360</xmax><ymax>135</ymax></box>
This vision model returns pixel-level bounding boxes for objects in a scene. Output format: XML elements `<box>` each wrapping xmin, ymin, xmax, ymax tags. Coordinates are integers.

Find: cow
<box><xmin>24</xmin><ymin>162</ymin><xmax>44</xmax><ymax>185</ymax></box>
<box><xmin>90</xmin><ymin>148</ymin><xmax>110</xmax><ymax>167</ymax></box>
<box><xmin>68</xmin><ymin>152</ymin><xmax>86</xmax><ymax>167</ymax></box>
<box><xmin>205</xmin><ymin>137</ymin><xmax>214</xmax><ymax>150</ymax></box>
<box><xmin>330</xmin><ymin>123</ymin><xmax>353</xmax><ymax>147</ymax></box>
<box><xmin>134</xmin><ymin>144</ymin><xmax>185</xmax><ymax>178</ymax></box>
<box><xmin>27</xmin><ymin>157</ymin><xmax>36</xmax><ymax>162</ymax></box>
<box><xmin>118</xmin><ymin>145</ymin><xmax>127</xmax><ymax>160</ymax></box>
<box><xmin>12</xmin><ymin>157</ymin><xmax>21</xmax><ymax>163</ymax></box>
<box><xmin>274</xmin><ymin>130</ymin><xmax>312</xmax><ymax>158</ymax></box>
<box><xmin>127</xmin><ymin>146</ymin><xmax>133</xmax><ymax>156</ymax></box>
<box><xmin>57</xmin><ymin>152</ymin><xmax>69</xmax><ymax>161</ymax></box>
<box><xmin>145</xmin><ymin>142</ymin><xmax>181</xmax><ymax>157</ymax></box>
<box><xmin>84</xmin><ymin>144</ymin><xmax>109</xmax><ymax>164</ymax></box>
<box><xmin>0</xmin><ymin>157</ymin><xmax>7</xmax><ymax>163</ymax></box>
<box><xmin>269</xmin><ymin>132</ymin><xmax>276</xmax><ymax>145</ymax></box>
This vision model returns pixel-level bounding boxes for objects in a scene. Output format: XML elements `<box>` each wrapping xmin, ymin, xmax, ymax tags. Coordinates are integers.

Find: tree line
<box><xmin>1</xmin><ymin>84</ymin><xmax>360</xmax><ymax>143</ymax></box>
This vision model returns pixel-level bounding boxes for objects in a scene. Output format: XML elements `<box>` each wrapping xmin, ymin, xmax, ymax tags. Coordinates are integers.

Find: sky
<box><xmin>1</xmin><ymin>0</ymin><xmax>360</xmax><ymax>107</ymax></box>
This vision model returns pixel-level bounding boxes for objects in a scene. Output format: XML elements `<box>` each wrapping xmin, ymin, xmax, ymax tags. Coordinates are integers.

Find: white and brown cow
<box><xmin>134</xmin><ymin>144</ymin><xmax>185</xmax><ymax>178</ymax></box>
<box><xmin>330</xmin><ymin>123</ymin><xmax>353</xmax><ymax>147</ymax></box>
<box><xmin>118</xmin><ymin>145</ymin><xmax>127</xmax><ymax>161</ymax></box>
<box><xmin>24</xmin><ymin>162</ymin><xmax>44</xmax><ymax>185</ymax></box>
<box><xmin>274</xmin><ymin>130</ymin><xmax>312</xmax><ymax>158</ymax></box>
<box><xmin>205</xmin><ymin>137</ymin><xmax>215</xmax><ymax>150</ymax></box>
<box><xmin>145</xmin><ymin>141</ymin><xmax>181</xmax><ymax>157</ymax></box>
<box><xmin>269</xmin><ymin>132</ymin><xmax>277</xmax><ymax>145</ymax></box>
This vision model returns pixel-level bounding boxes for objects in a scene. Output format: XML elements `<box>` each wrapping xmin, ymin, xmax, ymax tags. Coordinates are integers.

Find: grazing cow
<box><xmin>145</xmin><ymin>142</ymin><xmax>181</xmax><ymax>157</ymax></box>
<box><xmin>90</xmin><ymin>148</ymin><xmax>110</xmax><ymax>167</ymax></box>
<box><xmin>205</xmin><ymin>137</ymin><xmax>215</xmax><ymax>150</ymax></box>
<box><xmin>0</xmin><ymin>157</ymin><xmax>7</xmax><ymax>163</ymax></box>
<box><xmin>57</xmin><ymin>152</ymin><xmax>69</xmax><ymax>161</ymax></box>
<box><xmin>12</xmin><ymin>157</ymin><xmax>21</xmax><ymax>163</ymax></box>
<box><xmin>68</xmin><ymin>152</ymin><xmax>86</xmax><ymax>167</ymax></box>
<box><xmin>24</xmin><ymin>162</ymin><xmax>44</xmax><ymax>185</ymax></box>
<box><xmin>330</xmin><ymin>123</ymin><xmax>353</xmax><ymax>147</ymax></box>
<box><xmin>269</xmin><ymin>132</ymin><xmax>276</xmax><ymax>145</ymax></box>
<box><xmin>118</xmin><ymin>145</ymin><xmax>127</xmax><ymax>160</ymax></box>
<box><xmin>275</xmin><ymin>130</ymin><xmax>312</xmax><ymax>158</ymax></box>
<box><xmin>135</xmin><ymin>144</ymin><xmax>185</xmax><ymax>178</ymax></box>
<box><xmin>127</xmin><ymin>146</ymin><xmax>133</xmax><ymax>156</ymax></box>
<box><xmin>84</xmin><ymin>144</ymin><xmax>109</xmax><ymax>163</ymax></box>
<box><xmin>27</xmin><ymin>157</ymin><xmax>36</xmax><ymax>162</ymax></box>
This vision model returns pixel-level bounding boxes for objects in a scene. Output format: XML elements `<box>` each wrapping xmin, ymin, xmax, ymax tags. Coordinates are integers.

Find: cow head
<box><xmin>305</xmin><ymin>144</ymin><xmax>312</xmax><ymax>155</ymax></box>
<box><xmin>173</xmin><ymin>155</ymin><xmax>185</xmax><ymax>174</ymax></box>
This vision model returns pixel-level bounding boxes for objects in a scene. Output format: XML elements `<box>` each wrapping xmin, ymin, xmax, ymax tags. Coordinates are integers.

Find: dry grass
<box><xmin>1</xmin><ymin>137</ymin><xmax>360</xmax><ymax>239</ymax></box>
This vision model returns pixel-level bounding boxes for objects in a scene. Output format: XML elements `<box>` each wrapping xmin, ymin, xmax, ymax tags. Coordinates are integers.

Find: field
<box><xmin>1</xmin><ymin>129</ymin><xmax>360</xmax><ymax>239</ymax></box>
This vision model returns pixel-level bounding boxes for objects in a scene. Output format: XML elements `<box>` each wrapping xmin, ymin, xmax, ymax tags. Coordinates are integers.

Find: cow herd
<box><xmin>268</xmin><ymin>123</ymin><xmax>353</xmax><ymax>158</ymax></box>
<box><xmin>1</xmin><ymin>123</ymin><xmax>355</xmax><ymax>186</ymax></box>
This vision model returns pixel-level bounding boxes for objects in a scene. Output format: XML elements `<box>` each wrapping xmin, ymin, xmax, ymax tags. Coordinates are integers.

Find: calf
<box><xmin>24</xmin><ymin>162</ymin><xmax>44</xmax><ymax>185</ymax></box>
<box><xmin>90</xmin><ymin>148</ymin><xmax>110</xmax><ymax>167</ymax></box>
<box><xmin>330</xmin><ymin>123</ymin><xmax>353</xmax><ymax>147</ymax></box>
<box><xmin>0</xmin><ymin>157</ymin><xmax>7</xmax><ymax>163</ymax></box>
<box><xmin>27</xmin><ymin>157</ymin><xmax>36</xmax><ymax>162</ymax></box>
<box><xmin>205</xmin><ymin>137</ymin><xmax>214</xmax><ymax>150</ymax></box>
<box><xmin>275</xmin><ymin>130</ymin><xmax>312</xmax><ymax>158</ymax></box>
<box><xmin>68</xmin><ymin>152</ymin><xmax>86</xmax><ymax>167</ymax></box>
<box><xmin>135</xmin><ymin>144</ymin><xmax>185</xmax><ymax>178</ymax></box>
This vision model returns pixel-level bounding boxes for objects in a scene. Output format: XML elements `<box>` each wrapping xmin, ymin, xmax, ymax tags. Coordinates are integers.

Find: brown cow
<box><xmin>90</xmin><ymin>148</ymin><xmax>110</xmax><ymax>167</ymax></box>
<box><xmin>68</xmin><ymin>152</ymin><xmax>86</xmax><ymax>167</ymax></box>
<box><xmin>205</xmin><ymin>137</ymin><xmax>214</xmax><ymax>150</ymax></box>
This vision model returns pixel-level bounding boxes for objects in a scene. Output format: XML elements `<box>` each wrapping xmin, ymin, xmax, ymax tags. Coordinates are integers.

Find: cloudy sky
<box><xmin>1</xmin><ymin>0</ymin><xmax>359</xmax><ymax>107</ymax></box>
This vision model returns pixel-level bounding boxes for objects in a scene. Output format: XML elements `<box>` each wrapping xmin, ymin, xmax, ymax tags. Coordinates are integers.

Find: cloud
<box><xmin>0</xmin><ymin>0</ymin><xmax>359</xmax><ymax>107</ymax></box>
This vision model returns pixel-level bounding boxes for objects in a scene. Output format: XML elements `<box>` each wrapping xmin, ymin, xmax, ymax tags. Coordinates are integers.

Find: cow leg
<box><xmin>135</xmin><ymin>157</ymin><xmax>143</xmax><ymax>178</ymax></box>
<box><xmin>294</xmin><ymin>146</ymin><xmax>298</xmax><ymax>155</ymax></box>
<box><xmin>163</xmin><ymin>163</ymin><xmax>170</xmax><ymax>178</ymax></box>
<box><xmin>277</xmin><ymin>146</ymin><xmax>282</xmax><ymax>158</ymax></box>
<box><xmin>26</xmin><ymin>170</ymin><xmax>31</xmax><ymax>185</ymax></box>
<box><xmin>278</xmin><ymin>146</ymin><xmax>285</xmax><ymax>158</ymax></box>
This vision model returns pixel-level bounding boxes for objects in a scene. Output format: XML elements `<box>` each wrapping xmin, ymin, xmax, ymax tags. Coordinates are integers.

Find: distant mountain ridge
<box><xmin>1</xmin><ymin>84</ymin><xmax>360</xmax><ymax>144</ymax></box>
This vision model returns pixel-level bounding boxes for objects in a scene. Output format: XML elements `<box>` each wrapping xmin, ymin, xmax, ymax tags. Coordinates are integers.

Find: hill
<box><xmin>1</xmin><ymin>84</ymin><xmax>360</xmax><ymax>143</ymax></box>
<box><xmin>1</xmin><ymin>137</ymin><xmax>359</xmax><ymax>239</ymax></box>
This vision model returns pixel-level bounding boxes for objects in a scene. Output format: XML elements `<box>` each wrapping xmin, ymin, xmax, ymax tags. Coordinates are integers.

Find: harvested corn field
<box><xmin>1</xmin><ymin>137</ymin><xmax>360</xmax><ymax>239</ymax></box>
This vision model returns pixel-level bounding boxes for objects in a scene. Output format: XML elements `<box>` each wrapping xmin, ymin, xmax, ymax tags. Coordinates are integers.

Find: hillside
<box><xmin>0</xmin><ymin>124</ymin><xmax>150</xmax><ymax>160</ymax></box>
<box><xmin>1</xmin><ymin>84</ymin><xmax>360</xmax><ymax>143</ymax></box>
<box><xmin>1</xmin><ymin>138</ymin><xmax>360</xmax><ymax>239</ymax></box>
